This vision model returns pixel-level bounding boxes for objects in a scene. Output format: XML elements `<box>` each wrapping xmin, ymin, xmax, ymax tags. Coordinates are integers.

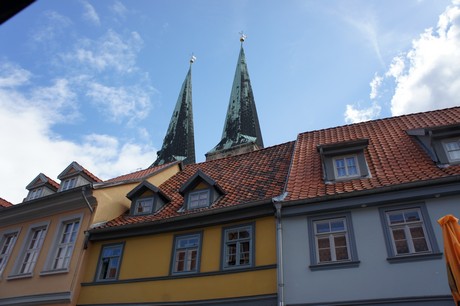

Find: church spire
<box><xmin>206</xmin><ymin>34</ymin><xmax>264</xmax><ymax>161</ymax></box>
<box><xmin>152</xmin><ymin>56</ymin><xmax>196</xmax><ymax>166</ymax></box>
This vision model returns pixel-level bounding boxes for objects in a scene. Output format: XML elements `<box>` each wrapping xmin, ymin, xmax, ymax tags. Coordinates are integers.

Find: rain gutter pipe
<box><xmin>273</xmin><ymin>193</ymin><xmax>287</xmax><ymax>306</ymax></box>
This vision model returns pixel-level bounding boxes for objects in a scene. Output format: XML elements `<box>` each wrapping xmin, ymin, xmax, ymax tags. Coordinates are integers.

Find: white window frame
<box><xmin>172</xmin><ymin>233</ymin><xmax>201</xmax><ymax>274</ymax></box>
<box><xmin>61</xmin><ymin>177</ymin><xmax>77</xmax><ymax>191</ymax></box>
<box><xmin>385</xmin><ymin>208</ymin><xmax>431</xmax><ymax>256</ymax></box>
<box><xmin>442</xmin><ymin>138</ymin><xmax>460</xmax><ymax>163</ymax></box>
<box><xmin>95</xmin><ymin>243</ymin><xmax>124</xmax><ymax>281</ymax></box>
<box><xmin>223</xmin><ymin>224</ymin><xmax>254</xmax><ymax>269</ymax></box>
<box><xmin>27</xmin><ymin>188</ymin><xmax>43</xmax><ymax>200</ymax></box>
<box><xmin>9</xmin><ymin>222</ymin><xmax>48</xmax><ymax>278</ymax></box>
<box><xmin>0</xmin><ymin>229</ymin><xmax>19</xmax><ymax>276</ymax></box>
<box><xmin>187</xmin><ymin>189</ymin><xmax>210</xmax><ymax>210</ymax></box>
<box><xmin>313</xmin><ymin>218</ymin><xmax>351</xmax><ymax>264</ymax></box>
<box><xmin>42</xmin><ymin>216</ymin><xmax>82</xmax><ymax>274</ymax></box>
<box><xmin>133</xmin><ymin>198</ymin><xmax>154</xmax><ymax>215</ymax></box>
<box><xmin>332</xmin><ymin>154</ymin><xmax>360</xmax><ymax>179</ymax></box>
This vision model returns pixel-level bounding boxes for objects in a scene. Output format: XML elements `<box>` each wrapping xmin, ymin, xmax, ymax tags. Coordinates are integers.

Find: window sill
<box><xmin>310</xmin><ymin>260</ymin><xmax>360</xmax><ymax>271</ymax></box>
<box><xmin>7</xmin><ymin>272</ymin><xmax>33</xmax><ymax>280</ymax></box>
<box><xmin>387</xmin><ymin>252</ymin><xmax>443</xmax><ymax>263</ymax></box>
<box><xmin>40</xmin><ymin>268</ymin><xmax>69</xmax><ymax>276</ymax></box>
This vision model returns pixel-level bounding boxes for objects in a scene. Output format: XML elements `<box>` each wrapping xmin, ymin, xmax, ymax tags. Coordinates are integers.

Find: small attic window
<box><xmin>127</xmin><ymin>181</ymin><xmax>170</xmax><ymax>216</ymax></box>
<box><xmin>179</xmin><ymin>170</ymin><xmax>225</xmax><ymax>211</ymax></box>
<box><xmin>317</xmin><ymin>139</ymin><xmax>370</xmax><ymax>182</ymax></box>
<box><xmin>133</xmin><ymin>198</ymin><xmax>154</xmax><ymax>215</ymax></box>
<box><xmin>61</xmin><ymin>177</ymin><xmax>77</xmax><ymax>191</ymax></box>
<box><xmin>407</xmin><ymin>124</ymin><xmax>460</xmax><ymax>166</ymax></box>
<box><xmin>27</xmin><ymin>188</ymin><xmax>43</xmax><ymax>201</ymax></box>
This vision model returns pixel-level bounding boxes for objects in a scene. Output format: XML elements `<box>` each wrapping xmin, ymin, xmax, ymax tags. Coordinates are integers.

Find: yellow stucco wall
<box><xmin>0</xmin><ymin>207</ymin><xmax>92</xmax><ymax>301</ymax></box>
<box><xmin>91</xmin><ymin>164</ymin><xmax>180</xmax><ymax>224</ymax></box>
<box><xmin>78</xmin><ymin>216</ymin><xmax>277</xmax><ymax>304</ymax></box>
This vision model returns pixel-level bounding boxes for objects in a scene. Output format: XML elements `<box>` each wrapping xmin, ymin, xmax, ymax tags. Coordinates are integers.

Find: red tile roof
<box><xmin>44</xmin><ymin>174</ymin><xmax>60</xmax><ymax>190</ymax></box>
<box><xmin>0</xmin><ymin>198</ymin><xmax>12</xmax><ymax>208</ymax></box>
<box><xmin>100</xmin><ymin>141</ymin><xmax>295</xmax><ymax>228</ymax></box>
<box><xmin>285</xmin><ymin>107</ymin><xmax>460</xmax><ymax>201</ymax></box>
<box><xmin>77</xmin><ymin>162</ymin><xmax>102</xmax><ymax>183</ymax></box>
<box><xmin>105</xmin><ymin>161</ymin><xmax>179</xmax><ymax>183</ymax></box>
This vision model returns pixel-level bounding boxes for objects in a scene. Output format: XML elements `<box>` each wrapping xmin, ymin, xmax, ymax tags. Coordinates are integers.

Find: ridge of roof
<box><xmin>104</xmin><ymin>161</ymin><xmax>179</xmax><ymax>184</ymax></box>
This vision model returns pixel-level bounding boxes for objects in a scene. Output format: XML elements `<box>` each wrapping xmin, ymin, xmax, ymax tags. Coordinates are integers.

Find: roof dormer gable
<box><xmin>57</xmin><ymin>161</ymin><xmax>101</xmax><ymax>192</ymax></box>
<box><xmin>407</xmin><ymin>123</ymin><xmax>460</xmax><ymax>166</ymax></box>
<box><xmin>179</xmin><ymin>170</ymin><xmax>225</xmax><ymax>211</ymax></box>
<box><xmin>24</xmin><ymin>173</ymin><xmax>59</xmax><ymax>201</ymax></box>
<box><xmin>317</xmin><ymin>139</ymin><xmax>370</xmax><ymax>182</ymax></box>
<box><xmin>127</xmin><ymin>181</ymin><xmax>170</xmax><ymax>216</ymax></box>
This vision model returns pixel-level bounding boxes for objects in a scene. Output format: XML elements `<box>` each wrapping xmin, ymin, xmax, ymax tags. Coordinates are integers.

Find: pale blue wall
<box><xmin>282</xmin><ymin>195</ymin><xmax>460</xmax><ymax>305</ymax></box>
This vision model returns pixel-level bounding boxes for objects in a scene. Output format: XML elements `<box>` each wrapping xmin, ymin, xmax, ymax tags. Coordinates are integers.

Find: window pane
<box><xmin>334</xmin><ymin>235</ymin><xmax>347</xmax><ymax>247</ymax></box>
<box><xmin>388</xmin><ymin>213</ymin><xmax>404</xmax><ymax>224</ymax></box>
<box><xmin>335</xmin><ymin>246</ymin><xmax>349</xmax><ymax>260</ymax></box>
<box><xmin>316</xmin><ymin>222</ymin><xmax>330</xmax><ymax>233</ymax></box>
<box><xmin>318</xmin><ymin>249</ymin><xmax>332</xmax><ymax>262</ymax></box>
<box><xmin>404</xmin><ymin>211</ymin><xmax>420</xmax><ymax>222</ymax></box>
<box><xmin>395</xmin><ymin>240</ymin><xmax>410</xmax><ymax>254</ymax></box>
<box><xmin>317</xmin><ymin>237</ymin><xmax>330</xmax><ymax>249</ymax></box>
<box><xmin>413</xmin><ymin>238</ymin><xmax>429</xmax><ymax>252</ymax></box>
<box><xmin>346</xmin><ymin>157</ymin><xmax>358</xmax><ymax>175</ymax></box>
<box><xmin>331</xmin><ymin>220</ymin><xmax>345</xmax><ymax>232</ymax></box>
<box><xmin>224</xmin><ymin>226</ymin><xmax>252</xmax><ymax>268</ymax></box>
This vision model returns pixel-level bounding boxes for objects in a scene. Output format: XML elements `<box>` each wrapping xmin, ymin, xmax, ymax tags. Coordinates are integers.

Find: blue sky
<box><xmin>1</xmin><ymin>0</ymin><xmax>459</xmax><ymax>203</ymax></box>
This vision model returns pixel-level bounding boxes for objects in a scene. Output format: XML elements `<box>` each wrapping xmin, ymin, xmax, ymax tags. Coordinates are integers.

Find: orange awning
<box><xmin>438</xmin><ymin>215</ymin><xmax>460</xmax><ymax>305</ymax></box>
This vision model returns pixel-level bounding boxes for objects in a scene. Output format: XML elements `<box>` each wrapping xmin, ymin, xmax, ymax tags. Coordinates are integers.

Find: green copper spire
<box><xmin>152</xmin><ymin>56</ymin><xmax>196</xmax><ymax>166</ymax></box>
<box><xmin>206</xmin><ymin>35</ymin><xmax>264</xmax><ymax>160</ymax></box>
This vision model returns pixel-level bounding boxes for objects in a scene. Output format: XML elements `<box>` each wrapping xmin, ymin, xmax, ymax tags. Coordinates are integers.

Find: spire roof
<box><xmin>152</xmin><ymin>59</ymin><xmax>196</xmax><ymax>166</ymax></box>
<box><xmin>207</xmin><ymin>40</ymin><xmax>263</xmax><ymax>159</ymax></box>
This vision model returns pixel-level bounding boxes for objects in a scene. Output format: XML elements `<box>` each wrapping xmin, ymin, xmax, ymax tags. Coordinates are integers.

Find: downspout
<box><xmin>81</xmin><ymin>186</ymin><xmax>94</xmax><ymax>214</ymax></box>
<box><xmin>273</xmin><ymin>193</ymin><xmax>287</xmax><ymax>306</ymax></box>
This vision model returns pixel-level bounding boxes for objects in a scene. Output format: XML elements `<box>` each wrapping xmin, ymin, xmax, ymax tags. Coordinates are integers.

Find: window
<box><xmin>15</xmin><ymin>226</ymin><xmax>47</xmax><ymax>276</ymax></box>
<box><xmin>223</xmin><ymin>224</ymin><xmax>253</xmax><ymax>269</ymax></box>
<box><xmin>96</xmin><ymin>243</ymin><xmax>124</xmax><ymax>281</ymax></box>
<box><xmin>317</xmin><ymin>139</ymin><xmax>370</xmax><ymax>182</ymax></box>
<box><xmin>314</xmin><ymin>218</ymin><xmax>350</xmax><ymax>263</ymax></box>
<box><xmin>28</xmin><ymin>188</ymin><xmax>43</xmax><ymax>200</ymax></box>
<box><xmin>308</xmin><ymin>213</ymin><xmax>359</xmax><ymax>270</ymax></box>
<box><xmin>45</xmin><ymin>219</ymin><xmax>80</xmax><ymax>272</ymax></box>
<box><xmin>172</xmin><ymin>233</ymin><xmax>201</xmax><ymax>274</ymax></box>
<box><xmin>134</xmin><ymin>198</ymin><xmax>154</xmax><ymax>215</ymax></box>
<box><xmin>443</xmin><ymin>138</ymin><xmax>460</xmax><ymax>162</ymax></box>
<box><xmin>61</xmin><ymin>177</ymin><xmax>76</xmax><ymax>191</ymax></box>
<box><xmin>333</xmin><ymin>155</ymin><xmax>359</xmax><ymax>178</ymax></box>
<box><xmin>379</xmin><ymin>204</ymin><xmax>441</xmax><ymax>262</ymax></box>
<box><xmin>188</xmin><ymin>190</ymin><xmax>210</xmax><ymax>210</ymax></box>
<box><xmin>0</xmin><ymin>231</ymin><xmax>18</xmax><ymax>275</ymax></box>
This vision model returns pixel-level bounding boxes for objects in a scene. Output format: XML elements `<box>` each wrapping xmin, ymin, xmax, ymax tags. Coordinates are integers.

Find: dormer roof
<box><xmin>178</xmin><ymin>169</ymin><xmax>225</xmax><ymax>196</ymax></box>
<box><xmin>127</xmin><ymin>180</ymin><xmax>170</xmax><ymax>204</ymax></box>
<box><xmin>25</xmin><ymin>173</ymin><xmax>60</xmax><ymax>191</ymax></box>
<box><xmin>57</xmin><ymin>161</ymin><xmax>102</xmax><ymax>183</ymax></box>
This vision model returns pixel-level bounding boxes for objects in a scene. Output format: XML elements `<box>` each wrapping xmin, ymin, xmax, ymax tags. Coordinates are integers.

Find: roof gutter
<box><xmin>81</xmin><ymin>186</ymin><xmax>94</xmax><ymax>214</ymax></box>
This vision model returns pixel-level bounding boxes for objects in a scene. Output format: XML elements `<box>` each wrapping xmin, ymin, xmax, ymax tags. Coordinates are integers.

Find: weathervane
<box><xmin>239</xmin><ymin>31</ymin><xmax>247</xmax><ymax>44</ymax></box>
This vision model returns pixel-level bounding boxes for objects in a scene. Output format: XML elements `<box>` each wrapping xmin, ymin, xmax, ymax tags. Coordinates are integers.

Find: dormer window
<box><xmin>28</xmin><ymin>188</ymin><xmax>43</xmax><ymax>200</ymax></box>
<box><xmin>333</xmin><ymin>155</ymin><xmax>360</xmax><ymax>179</ymax></box>
<box><xmin>317</xmin><ymin>139</ymin><xmax>370</xmax><ymax>182</ymax></box>
<box><xmin>188</xmin><ymin>190</ymin><xmax>210</xmax><ymax>210</ymax></box>
<box><xmin>61</xmin><ymin>177</ymin><xmax>76</xmax><ymax>191</ymax></box>
<box><xmin>178</xmin><ymin>170</ymin><xmax>225</xmax><ymax>211</ymax></box>
<box><xmin>442</xmin><ymin>138</ymin><xmax>460</xmax><ymax>163</ymax></box>
<box><xmin>134</xmin><ymin>198</ymin><xmax>154</xmax><ymax>215</ymax></box>
<box><xmin>407</xmin><ymin>124</ymin><xmax>460</xmax><ymax>166</ymax></box>
<box><xmin>127</xmin><ymin>181</ymin><xmax>170</xmax><ymax>216</ymax></box>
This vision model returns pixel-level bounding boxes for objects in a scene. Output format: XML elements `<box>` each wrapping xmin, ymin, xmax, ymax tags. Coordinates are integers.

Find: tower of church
<box><xmin>206</xmin><ymin>35</ymin><xmax>264</xmax><ymax>161</ymax></box>
<box><xmin>152</xmin><ymin>56</ymin><xmax>196</xmax><ymax>166</ymax></box>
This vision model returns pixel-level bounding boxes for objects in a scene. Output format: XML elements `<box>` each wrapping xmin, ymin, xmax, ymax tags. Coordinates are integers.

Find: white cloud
<box><xmin>31</xmin><ymin>11</ymin><xmax>72</xmax><ymax>44</ymax></box>
<box><xmin>344</xmin><ymin>102</ymin><xmax>382</xmax><ymax>124</ymax></box>
<box><xmin>369</xmin><ymin>74</ymin><xmax>383</xmax><ymax>100</ymax></box>
<box><xmin>86</xmin><ymin>82</ymin><xmax>151</xmax><ymax>124</ymax></box>
<box><xmin>81</xmin><ymin>0</ymin><xmax>100</xmax><ymax>26</ymax></box>
<box><xmin>111</xmin><ymin>1</ymin><xmax>128</xmax><ymax>18</ymax></box>
<box><xmin>64</xmin><ymin>29</ymin><xmax>143</xmax><ymax>73</ymax></box>
<box><xmin>0</xmin><ymin>62</ymin><xmax>157</xmax><ymax>204</ymax></box>
<box><xmin>389</xmin><ymin>2</ymin><xmax>460</xmax><ymax>115</ymax></box>
<box><xmin>0</xmin><ymin>62</ymin><xmax>31</xmax><ymax>87</ymax></box>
